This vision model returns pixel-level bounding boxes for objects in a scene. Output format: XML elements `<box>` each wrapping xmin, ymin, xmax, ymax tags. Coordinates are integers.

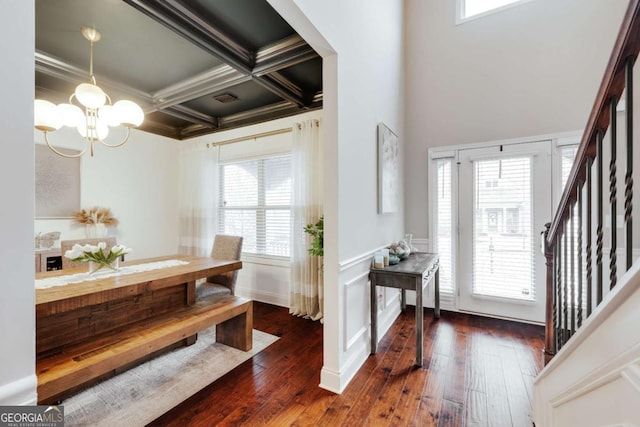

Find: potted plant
<box><xmin>304</xmin><ymin>215</ymin><xmax>323</xmax><ymax>257</ymax></box>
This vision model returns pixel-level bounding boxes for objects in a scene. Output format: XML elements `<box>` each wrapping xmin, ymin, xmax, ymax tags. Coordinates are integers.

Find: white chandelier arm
<box><xmin>35</xmin><ymin>27</ymin><xmax>144</xmax><ymax>159</ymax></box>
<box><xmin>44</xmin><ymin>132</ymin><xmax>88</xmax><ymax>158</ymax></box>
<box><xmin>98</xmin><ymin>126</ymin><xmax>131</xmax><ymax>148</ymax></box>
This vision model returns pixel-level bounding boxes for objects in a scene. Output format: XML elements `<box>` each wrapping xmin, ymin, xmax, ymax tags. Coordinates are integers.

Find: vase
<box><xmin>404</xmin><ymin>233</ymin><xmax>416</xmax><ymax>252</ymax></box>
<box><xmin>88</xmin><ymin>258</ymin><xmax>119</xmax><ymax>274</ymax></box>
<box><xmin>86</xmin><ymin>223</ymin><xmax>108</xmax><ymax>238</ymax></box>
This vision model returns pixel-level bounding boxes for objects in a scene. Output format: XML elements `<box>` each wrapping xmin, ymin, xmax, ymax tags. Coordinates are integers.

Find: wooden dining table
<box><xmin>35</xmin><ymin>255</ymin><xmax>243</xmax><ymax>356</ymax></box>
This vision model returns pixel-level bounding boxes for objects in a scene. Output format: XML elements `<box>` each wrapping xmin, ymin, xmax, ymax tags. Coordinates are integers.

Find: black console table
<box><xmin>369</xmin><ymin>252</ymin><xmax>439</xmax><ymax>366</ymax></box>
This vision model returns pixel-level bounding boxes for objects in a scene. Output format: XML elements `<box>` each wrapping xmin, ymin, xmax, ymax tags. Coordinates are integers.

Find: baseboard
<box><xmin>319</xmin><ymin>342</ymin><xmax>369</xmax><ymax>394</ymax></box>
<box><xmin>236</xmin><ymin>287</ymin><xmax>288</xmax><ymax>308</ymax></box>
<box><xmin>319</xmin><ymin>367</ymin><xmax>341</xmax><ymax>394</ymax></box>
<box><xmin>0</xmin><ymin>375</ymin><xmax>37</xmax><ymax>405</ymax></box>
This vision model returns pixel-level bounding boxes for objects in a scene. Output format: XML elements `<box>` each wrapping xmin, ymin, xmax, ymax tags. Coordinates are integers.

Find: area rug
<box><xmin>62</xmin><ymin>327</ymin><xmax>279</xmax><ymax>426</ymax></box>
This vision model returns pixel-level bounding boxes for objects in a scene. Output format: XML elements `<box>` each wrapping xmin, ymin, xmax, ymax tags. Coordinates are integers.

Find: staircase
<box><xmin>533</xmin><ymin>1</ymin><xmax>640</xmax><ymax>425</ymax></box>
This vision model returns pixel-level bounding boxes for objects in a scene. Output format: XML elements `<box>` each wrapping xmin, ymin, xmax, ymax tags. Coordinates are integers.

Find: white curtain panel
<box><xmin>290</xmin><ymin>119</ymin><xmax>323</xmax><ymax>321</ymax></box>
<box><xmin>178</xmin><ymin>142</ymin><xmax>218</xmax><ymax>256</ymax></box>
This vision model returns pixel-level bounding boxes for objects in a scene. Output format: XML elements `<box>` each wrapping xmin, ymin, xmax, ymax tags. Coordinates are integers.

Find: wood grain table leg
<box><xmin>415</xmin><ymin>276</ymin><xmax>424</xmax><ymax>366</ymax></box>
<box><xmin>370</xmin><ymin>281</ymin><xmax>378</xmax><ymax>354</ymax></box>
<box><xmin>434</xmin><ymin>268</ymin><xmax>440</xmax><ymax>319</ymax></box>
<box><xmin>186</xmin><ymin>280</ymin><xmax>196</xmax><ymax>306</ymax></box>
<box><xmin>216</xmin><ymin>301</ymin><xmax>253</xmax><ymax>351</ymax></box>
<box><xmin>185</xmin><ymin>280</ymin><xmax>198</xmax><ymax>345</ymax></box>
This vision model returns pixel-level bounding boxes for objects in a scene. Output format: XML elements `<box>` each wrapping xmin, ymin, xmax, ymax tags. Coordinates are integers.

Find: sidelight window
<box><xmin>433</xmin><ymin>157</ymin><xmax>456</xmax><ymax>306</ymax></box>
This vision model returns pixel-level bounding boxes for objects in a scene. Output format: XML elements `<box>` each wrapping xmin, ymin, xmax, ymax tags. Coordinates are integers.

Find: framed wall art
<box><xmin>377</xmin><ymin>123</ymin><xmax>399</xmax><ymax>214</ymax></box>
<box><xmin>35</xmin><ymin>144</ymin><xmax>81</xmax><ymax>218</ymax></box>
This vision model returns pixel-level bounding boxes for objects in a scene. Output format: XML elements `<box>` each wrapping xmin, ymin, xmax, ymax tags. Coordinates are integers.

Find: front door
<box><xmin>457</xmin><ymin>141</ymin><xmax>552</xmax><ymax>322</ymax></box>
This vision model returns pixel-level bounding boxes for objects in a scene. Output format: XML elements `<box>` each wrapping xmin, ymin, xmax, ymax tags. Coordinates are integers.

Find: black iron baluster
<box><xmin>563</xmin><ymin>224</ymin><xmax>569</xmax><ymax>343</ymax></box>
<box><xmin>596</xmin><ymin>130</ymin><xmax>604</xmax><ymax>304</ymax></box>
<box><xmin>554</xmin><ymin>242</ymin><xmax>560</xmax><ymax>351</ymax></box>
<box><xmin>610</xmin><ymin>96</ymin><xmax>618</xmax><ymax>290</ymax></box>
<box><xmin>577</xmin><ymin>182</ymin><xmax>583</xmax><ymax>328</ymax></box>
<box><xmin>559</xmin><ymin>230</ymin><xmax>564</xmax><ymax>349</ymax></box>
<box><xmin>625</xmin><ymin>57</ymin><xmax>634</xmax><ymax>270</ymax></box>
<box><xmin>586</xmin><ymin>158</ymin><xmax>593</xmax><ymax>317</ymax></box>
<box><xmin>543</xmin><ymin>223</ymin><xmax>555</xmax><ymax>365</ymax></box>
<box><xmin>570</xmin><ymin>206</ymin><xmax>576</xmax><ymax>335</ymax></box>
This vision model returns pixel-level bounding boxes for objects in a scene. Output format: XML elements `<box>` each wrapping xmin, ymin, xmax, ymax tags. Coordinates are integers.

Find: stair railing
<box><xmin>543</xmin><ymin>0</ymin><xmax>640</xmax><ymax>365</ymax></box>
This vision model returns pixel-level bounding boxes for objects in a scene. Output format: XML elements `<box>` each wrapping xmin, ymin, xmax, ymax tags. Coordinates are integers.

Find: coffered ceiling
<box><xmin>35</xmin><ymin>0</ymin><xmax>322</xmax><ymax>140</ymax></box>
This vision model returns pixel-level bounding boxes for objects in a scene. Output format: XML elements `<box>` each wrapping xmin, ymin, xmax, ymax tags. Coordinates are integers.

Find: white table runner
<box><xmin>35</xmin><ymin>259</ymin><xmax>190</xmax><ymax>289</ymax></box>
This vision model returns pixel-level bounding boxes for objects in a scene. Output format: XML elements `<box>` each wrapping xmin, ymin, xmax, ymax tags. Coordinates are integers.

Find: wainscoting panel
<box><xmin>344</xmin><ymin>270</ymin><xmax>370</xmax><ymax>351</ymax></box>
<box><xmin>553</xmin><ymin>362</ymin><xmax>640</xmax><ymax>426</ymax></box>
<box><xmin>534</xmin><ymin>257</ymin><xmax>640</xmax><ymax>426</ymax></box>
<box><xmin>330</xmin><ymin>246</ymin><xmax>401</xmax><ymax>392</ymax></box>
<box><xmin>235</xmin><ymin>257</ymin><xmax>290</xmax><ymax>308</ymax></box>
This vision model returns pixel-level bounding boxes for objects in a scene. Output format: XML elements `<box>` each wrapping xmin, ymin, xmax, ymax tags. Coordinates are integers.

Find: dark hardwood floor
<box><xmin>148</xmin><ymin>302</ymin><xmax>544</xmax><ymax>426</ymax></box>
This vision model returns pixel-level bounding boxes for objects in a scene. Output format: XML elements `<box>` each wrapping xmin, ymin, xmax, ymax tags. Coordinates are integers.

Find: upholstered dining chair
<box><xmin>60</xmin><ymin>237</ymin><xmax>117</xmax><ymax>269</ymax></box>
<box><xmin>196</xmin><ymin>234</ymin><xmax>243</xmax><ymax>299</ymax></box>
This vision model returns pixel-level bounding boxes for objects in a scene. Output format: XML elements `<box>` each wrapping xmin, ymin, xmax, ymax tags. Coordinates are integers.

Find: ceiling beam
<box><xmin>163</xmin><ymin>105</ymin><xmax>219</xmax><ymax>129</ymax></box>
<box><xmin>266</xmin><ymin>71</ymin><xmax>304</xmax><ymax>100</ymax></box>
<box><xmin>121</xmin><ymin>0</ymin><xmax>312</xmax><ymax>108</ymax></box>
<box><xmin>138</xmin><ymin>119</ymin><xmax>183</xmax><ymax>140</ymax></box>
<box><xmin>36</xmin><ymin>50</ymin><xmax>226</xmax><ymax>131</ymax></box>
<box><xmin>253</xmin><ymin>35</ymin><xmax>318</xmax><ymax>76</ymax></box>
<box><xmin>218</xmin><ymin>101</ymin><xmax>297</xmax><ymax>128</ymax></box>
<box><xmin>36</xmin><ymin>1</ymin><xmax>323</xmax><ymax>140</ymax></box>
<box><xmin>178</xmin><ymin>95</ymin><xmax>323</xmax><ymax>139</ymax></box>
<box><xmin>123</xmin><ymin>0</ymin><xmax>253</xmax><ymax>73</ymax></box>
<box><xmin>150</xmin><ymin>64</ymin><xmax>250</xmax><ymax>111</ymax></box>
<box><xmin>35</xmin><ymin>51</ymin><xmax>152</xmax><ymax>104</ymax></box>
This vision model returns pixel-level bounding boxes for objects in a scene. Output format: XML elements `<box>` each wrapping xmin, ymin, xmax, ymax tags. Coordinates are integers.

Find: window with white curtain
<box><xmin>218</xmin><ymin>155</ymin><xmax>292</xmax><ymax>257</ymax></box>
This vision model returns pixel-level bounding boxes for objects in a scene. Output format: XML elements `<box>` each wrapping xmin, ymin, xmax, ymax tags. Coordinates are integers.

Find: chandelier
<box><xmin>34</xmin><ymin>27</ymin><xmax>144</xmax><ymax>158</ymax></box>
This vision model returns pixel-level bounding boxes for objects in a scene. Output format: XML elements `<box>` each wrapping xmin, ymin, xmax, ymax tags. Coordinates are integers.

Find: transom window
<box><xmin>218</xmin><ymin>155</ymin><xmax>292</xmax><ymax>257</ymax></box>
<box><xmin>458</xmin><ymin>0</ymin><xmax>531</xmax><ymax>23</ymax></box>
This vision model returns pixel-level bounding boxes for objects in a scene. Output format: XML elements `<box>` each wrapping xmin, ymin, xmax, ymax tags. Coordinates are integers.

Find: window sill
<box><xmin>241</xmin><ymin>253</ymin><xmax>291</xmax><ymax>268</ymax></box>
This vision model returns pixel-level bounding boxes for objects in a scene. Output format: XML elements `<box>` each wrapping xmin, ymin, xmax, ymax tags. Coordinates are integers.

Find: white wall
<box><xmin>186</xmin><ymin>110</ymin><xmax>322</xmax><ymax>308</ymax></box>
<box><xmin>35</xmin><ymin>128</ymin><xmax>181</xmax><ymax>260</ymax></box>
<box><xmin>0</xmin><ymin>1</ymin><xmax>37</xmax><ymax>405</ymax></box>
<box><xmin>405</xmin><ymin>0</ymin><xmax>630</xmax><ymax>238</ymax></box>
<box><xmin>270</xmin><ymin>0</ymin><xmax>405</xmax><ymax>393</ymax></box>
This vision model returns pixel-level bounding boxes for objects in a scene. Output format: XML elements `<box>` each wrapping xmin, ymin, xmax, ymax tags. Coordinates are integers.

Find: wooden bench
<box><xmin>37</xmin><ymin>296</ymin><xmax>252</xmax><ymax>404</ymax></box>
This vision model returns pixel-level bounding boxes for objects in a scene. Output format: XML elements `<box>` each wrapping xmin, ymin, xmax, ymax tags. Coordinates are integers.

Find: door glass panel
<box><xmin>473</xmin><ymin>156</ymin><xmax>535</xmax><ymax>301</ymax></box>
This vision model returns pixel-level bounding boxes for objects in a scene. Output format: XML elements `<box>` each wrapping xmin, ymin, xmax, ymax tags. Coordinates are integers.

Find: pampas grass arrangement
<box><xmin>73</xmin><ymin>207</ymin><xmax>119</xmax><ymax>226</ymax></box>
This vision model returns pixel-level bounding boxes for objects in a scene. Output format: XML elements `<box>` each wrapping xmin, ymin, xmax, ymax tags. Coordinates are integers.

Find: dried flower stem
<box><xmin>73</xmin><ymin>206</ymin><xmax>119</xmax><ymax>226</ymax></box>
